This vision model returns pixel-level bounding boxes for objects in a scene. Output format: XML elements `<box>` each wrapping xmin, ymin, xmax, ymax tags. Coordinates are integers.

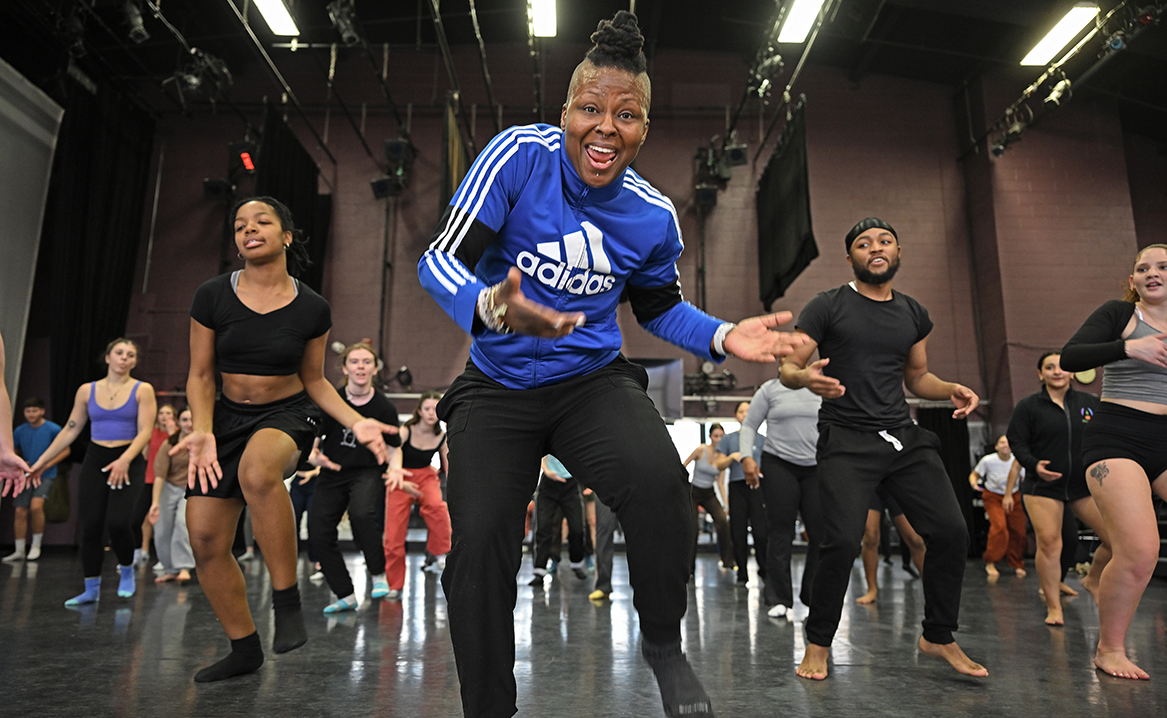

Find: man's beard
<box><xmin>852</xmin><ymin>255</ymin><xmax>901</xmax><ymax>285</ymax></box>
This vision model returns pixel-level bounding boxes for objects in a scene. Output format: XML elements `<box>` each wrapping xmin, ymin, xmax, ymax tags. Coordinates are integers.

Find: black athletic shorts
<box><xmin>187</xmin><ymin>391</ymin><xmax>322</xmax><ymax>501</ymax></box>
<box><xmin>1082</xmin><ymin>402</ymin><xmax>1167</xmax><ymax>484</ymax></box>
<box><xmin>869</xmin><ymin>484</ymin><xmax>903</xmax><ymax>518</ymax></box>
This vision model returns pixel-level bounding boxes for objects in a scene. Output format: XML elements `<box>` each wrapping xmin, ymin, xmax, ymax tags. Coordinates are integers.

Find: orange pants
<box><xmin>982</xmin><ymin>489</ymin><xmax>1026</xmax><ymax>569</ymax></box>
<box><xmin>384</xmin><ymin>465</ymin><xmax>452</xmax><ymax>590</ymax></box>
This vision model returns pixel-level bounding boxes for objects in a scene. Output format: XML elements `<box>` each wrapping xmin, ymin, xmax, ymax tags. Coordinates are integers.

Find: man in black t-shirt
<box><xmin>780</xmin><ymin>217</ymin><xmax>987</xmax><ymax>680</ymax></box>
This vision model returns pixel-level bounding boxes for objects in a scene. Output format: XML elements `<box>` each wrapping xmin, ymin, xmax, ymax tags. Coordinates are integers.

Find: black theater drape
<box><xmin>41</xmin><ymin>77</ymin><xmax>155</xmax><ymax>447</ymax></box>
<box><xmin>756</xmin><ymin>99</ymin><xmax>818</xmax><ymax>310</ymax></box>
<box><xmin>255</xmin><ymin>101</ymin><xmax>331</xmax><ymax>292</ymax></box>
<box><xmin>916</xmin><ymin>407</ymin><xmax>976</xmax><ymax>555</ymax></box>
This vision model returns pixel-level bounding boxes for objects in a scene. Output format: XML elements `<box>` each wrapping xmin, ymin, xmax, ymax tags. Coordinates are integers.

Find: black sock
<box><xmin>642</xmin><ymin>639</ymin><xmax>715</xmax><ymax>718</ymax></box>
<box><xmin>272</xmin><ymin>585</ymin><xmax>307</xmax><ymax>654</ymax></box>
<box><xmin>194</xmin><ymin>632</ymin><xmax>264</xmax><ymax>683</ymax></box>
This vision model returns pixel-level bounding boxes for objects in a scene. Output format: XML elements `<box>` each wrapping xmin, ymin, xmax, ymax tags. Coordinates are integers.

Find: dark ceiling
<box><xmin>1</xmin><ymin>0</ymin><xmax>1165</xmax><ymax>142</ymax></box>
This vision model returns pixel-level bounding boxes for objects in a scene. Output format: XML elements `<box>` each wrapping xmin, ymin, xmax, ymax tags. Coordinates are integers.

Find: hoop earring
<box><xmin>237</xmin><ymin>251</ymin><xmax>243</xmax><ymax>259</ymax></box>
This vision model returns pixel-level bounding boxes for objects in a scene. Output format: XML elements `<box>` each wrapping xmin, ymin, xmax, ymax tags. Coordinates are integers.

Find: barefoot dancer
<box><xmin>417</xmin><ymin>12</ymin><xmax>804</xmax><ymax>716</ymax></box>
<box><xmin>1005</xmin><ymin>351</ymin><xmax>1110</xmax><ymax>626</ymax></box>
<box><xmin>781</xmin><ymin>217</ymin><xmax>987</xmax><ymax>680</ymax></box>
<box><xmin>1061</xmin><ymin>243</ymin><xmax>1167</xmax><ymax>680</ymax></box>
<box><xmin>180</xmin><ymin>197</ymin><xmax>396</xmax><ymax>682</ymax></box>
<box><xmin>968</xmin><ymin>436</ymin><xmax>1026</xmax><ymax>579</ymax></box>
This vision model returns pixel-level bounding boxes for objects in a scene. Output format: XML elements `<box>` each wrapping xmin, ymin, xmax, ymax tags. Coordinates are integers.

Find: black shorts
<box><xmin>1020</xmin><ymin>475</ymin><xmax>1069</xmax><ymax>502</ymax></box>
<box><xmin>187</xmin><ymin>391</ymin><xmax>322</xmax><ymax>501</ymax></box>
<box><xmin>1082</xmin><ymin>402</ymin><xmax>1167</xmax><ymax>483</ymax></box>
<box><xmin>869</xmin><ymin>484</ymin><xmax>903</xmax><ymax>518</ymax></box>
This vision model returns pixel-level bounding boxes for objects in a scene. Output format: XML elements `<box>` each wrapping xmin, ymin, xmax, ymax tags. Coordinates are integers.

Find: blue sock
<box><xmin>65</xmin><ymin>577</ymin><xmax>102</xmax><ymax>606</ymax></box>
<box><xmin>118</xmin><ymin>565</ymin><xmax>136</xmax><ymax>597</ymax></box>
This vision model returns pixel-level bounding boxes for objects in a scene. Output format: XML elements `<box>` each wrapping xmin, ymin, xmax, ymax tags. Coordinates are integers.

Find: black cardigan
<box><xmin>1060</xmin><ymin>300</ymin><xmax>1136</xmax><ymax>372</ymax></box>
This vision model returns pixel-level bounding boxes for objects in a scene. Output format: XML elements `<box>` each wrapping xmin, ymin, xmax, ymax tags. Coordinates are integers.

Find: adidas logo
<box><xmin>516</xmin><ymin>221</ymin><xmax>617</xmax><ymax>296</ymax></box>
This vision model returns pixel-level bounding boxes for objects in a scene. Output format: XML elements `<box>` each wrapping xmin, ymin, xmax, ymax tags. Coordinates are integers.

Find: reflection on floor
<box><xmin>1</xmin><ymin>549</ymin><xmax>1165</xmax><ymax>717</ymax></box>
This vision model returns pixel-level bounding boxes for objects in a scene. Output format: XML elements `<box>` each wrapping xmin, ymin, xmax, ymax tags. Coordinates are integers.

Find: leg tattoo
<box><xmin>1089</xmin><ymin>462</ymin><xmax>1109</xmax><ymax>487</ymax></box>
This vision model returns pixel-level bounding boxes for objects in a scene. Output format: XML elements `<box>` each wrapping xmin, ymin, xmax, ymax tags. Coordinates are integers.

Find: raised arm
<box><xmin>903</xmin><ymin>337</ymin><xmax>978</xmax><ymax>419</ymax></box>
<box><xmin>28</xmin><ymin>384</ymin><xmax>90</xmax><ymax>475</ymax></box>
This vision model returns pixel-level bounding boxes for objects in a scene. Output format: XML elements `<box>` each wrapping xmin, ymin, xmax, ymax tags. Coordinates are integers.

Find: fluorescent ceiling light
<box><xmin>1021</xmin><ymin>3</ymin><xmax>1098</xmax><ymax>66</ymax></box>
<box><xmin>253</xmin><ymin>0</ymin><xmax>300</xmax><ymax>37</ymax></box>
<box><xmin>777</xmin><ymin>0</ymin><xmax>828</xmax><ymax>44</ymax></box>
<box><xmin>531</xmin><ymin>0</ymin><xmax>556</xmax><ymax>38</ymax></box>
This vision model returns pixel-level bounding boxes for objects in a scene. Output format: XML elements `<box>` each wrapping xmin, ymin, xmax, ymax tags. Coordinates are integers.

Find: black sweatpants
<box><xmin>532</xmin><ymin>474</ymin><xmax>586</xmax><ymax>569</ymax></box>
<box><xmin>728</xmin><ymin>479</ymin><xmax>768</xmax><ymax>582</ymax></box>
<box><xmin>78</xmin><ymin>444</ymin><xmax>145</xmax><ymax>577</ymax></box>
<box><xmin>759</xmin><ymin>453</ymin><xmax>822</xmax><ymax>609</ymax></box>
<box><xmin>309</xmin><ymin>467</ymin><xmax>387</xmax><ymax>598</ymax></box>
<box><xmin>806</xmin><ymin>424</ymin><xmax>969</xmax><ymax>647</ymax></box>
<box><xmin>437</xmin><ymin>357</ymin><xmax>693</xmax><ymax>718</ymax></box>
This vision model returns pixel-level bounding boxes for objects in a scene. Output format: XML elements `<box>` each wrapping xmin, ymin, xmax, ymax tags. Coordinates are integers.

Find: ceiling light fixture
<box><xmin>1021</xmin><ymin>3</ymin><xmax>1098</xmax><ymax>66</ymax></box>
<box><xmin>530</xmin><ymin>0</ymin><xmax>556</xmax><ymax>38</ymax></box>
<box><xmin>327</xmin><ymin>0</ymin><xmax>360</xmax><ymax>46</ymax></box>
<box><xmin>777</xmin><ymin>0</ymin><xmax>829</xmax><ymax>44</ymax></box>
<box><xmin>124</xmin><ymin>1</ymin><xmax>150</xmax><ymax>43</ymax></box>
<box><xmin>252</xmin><ymin>0</ymin><xmax>300</xmax><ymax>37</ymax></box>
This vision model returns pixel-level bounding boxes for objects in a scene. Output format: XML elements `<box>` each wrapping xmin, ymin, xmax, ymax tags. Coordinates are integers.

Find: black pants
<box><xmin>438</xmin><ymin>357</ymin><xmax>693</xmax><ymax>718</ymax></box>
<box><xmin>532</xmin><ymin>474</ymin><xmax>586</xmax><ymax>569</ymax></box>
<box><xmin>593</xmin><ymin>496</ymin><xmax>621</xmax><ymax>594</ymax></box>
<box><xmin>807</xmin><ymin>424</ymin><xmax>969</xmax><ymax>647</ymax></box>
<box><xmin>728</xmin><ymin>480</ymin><xmax>768</xmax><ymax>582</ymax></box>
<box><xmin>78</xmin><ymin>444</ymin><xmax>145</xmax><ymax>577</ymax></box>
<box><xmin>130</xmin><ymin>477</ymin><xmax>154</xmax><ymax>549</ymax></box>
<box><xmin>289</xmin><ymin>475</ymin><xmax>316</xmax><ymax>563</ymax></box>
<box><xmin>690</xmin><ymin>485</ymin><xmax>734</xmax><ymax>572</ymax></box>
<box><xmin>309</xmin><ymin>467</ymin><xmax>387</xmax><ymax>598</ymax></box>
<box><xmin>759</xmin><ymin>453</ymin><xmax>822</xmax><ymax>609</ymax></box>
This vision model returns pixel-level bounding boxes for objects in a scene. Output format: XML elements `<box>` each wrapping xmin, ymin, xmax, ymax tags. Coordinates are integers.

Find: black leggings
<box><xmin>78</xmin><ymin>444</ymin><xmax>145</xmax><ymax>577</ymax></box>
<box><xmin>309</xmin><ymin>467</ymin><xmax>386</xmax><ymax>598</ymax></box>
<box><xmin>728</xmin><ymin>479</ymin><xmax>768</xmax><ymax>582</ymax></box>
<box><xmin>532</xmin><ymin>474</ymin><xmax>586</xmax><ymax>569</ymax></box>
<box><xmin>130</xmin><ymin>478</ymin><xmax>154</xmax><ymax>549</ymax></box>
<box><xmin>758</xmin><ymin>453</ymin><xmax>822</xmax><ymax>609</ymax></box>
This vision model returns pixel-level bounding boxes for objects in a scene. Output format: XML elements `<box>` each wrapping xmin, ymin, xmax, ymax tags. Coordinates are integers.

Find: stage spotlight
<box><xmin>327</xmin><ymin>0</ymin><xmax>360</xmax><ymax>46</ymax></box>
<box><xmin>395</xmin><ymin>366</ymin><xmax>413</xmax><ymax>391</ymax></box>
<box><xmin>124</xmin><ymin>1</ymin><xmax>150</xmax><ymax>43</ymax></box>
<box><xmin>1044</xmin><ymin>78</ymin><xmax>1072</xmax><ymax>107</ymax></box>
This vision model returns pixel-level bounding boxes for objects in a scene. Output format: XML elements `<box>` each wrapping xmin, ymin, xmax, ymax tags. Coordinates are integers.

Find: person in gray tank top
<box><xmin>683</xmin><ymin>424</ymin><xmax>734</xmax><ymax>574</ymax></box>
<box><xmin>1061</xmin><ymin>243</ymin><xmax>1167</xmax><ymax>681</ymax></box>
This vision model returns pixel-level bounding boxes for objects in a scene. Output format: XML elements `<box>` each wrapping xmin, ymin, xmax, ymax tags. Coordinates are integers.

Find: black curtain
<box><xmin>916</xmin><ymin>407</ymin><xmax>976</xmax><ymax>555</ymax></box>
<box><xmin>41</xmin><ymin>76</ymin><xmax>155</xmax><ymax>454</ymax></box>
<box><xmin>755</xmin><ymin>99</ymin><xmax>818</xmax><ymax>310</ymax></box>
<box><xmin>255</xmin><ymin>101</ymin><xmax>331</xmax><ymax>292</ymax></box>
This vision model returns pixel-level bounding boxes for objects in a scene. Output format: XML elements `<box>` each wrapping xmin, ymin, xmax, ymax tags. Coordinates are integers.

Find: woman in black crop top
<box><xmin>29</xmin><ymin>337</ymin><xmax>157</xmax><ymax>606</ymax></box>
<box><xmin>1060</xmin><ymin>243</ymin><xmax>1167</xmax><ymax>680</ymax></box>
<box><xmin>384</xmin><ymin>391</ymin><xmax>451</xmax><ymax>598</ymax></box>
<box><xmin>179</xmin><ymin>197</ymin><xmax>398</xmax><ymax>683</ymax></box>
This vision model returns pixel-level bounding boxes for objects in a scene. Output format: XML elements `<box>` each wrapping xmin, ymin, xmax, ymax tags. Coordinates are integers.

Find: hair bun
<box><xmin>586</xmin><ymin>10</ymin><xmax>647</xmax><ymax>75</ymax></box>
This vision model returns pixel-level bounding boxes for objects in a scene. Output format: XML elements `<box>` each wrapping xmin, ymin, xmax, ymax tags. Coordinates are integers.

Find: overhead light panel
<box><xmin>777</xmin><ymin>0</ymin><xmax>828</xmax><ymax>44</ymax></box>
<box><xmin>530</xmin><ymin>0</ymin><xmax>556</xmax><ymax>38</ymax></box>
<box><xmin>253</xmin><ymin>0</ymin><xmax>300</xmax><ymax>37</ymax></box>
<box><xmin>1021</xmin><ymin>3</ymin><xmax>1098</xmax><ymax>66</ymax></box>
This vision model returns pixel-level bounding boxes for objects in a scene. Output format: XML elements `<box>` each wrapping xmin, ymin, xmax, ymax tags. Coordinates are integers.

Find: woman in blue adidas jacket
<box><xmin>418</xmin><ymin>12</ymin><xmax>803</xmax><ymax>718</ymax></box>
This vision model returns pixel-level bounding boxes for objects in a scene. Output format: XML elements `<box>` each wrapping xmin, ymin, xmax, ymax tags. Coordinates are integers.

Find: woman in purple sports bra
<box><xmin>29</xmin><ymin>337</ymin><xmax>158</xmax><ymax>606</ymax></box>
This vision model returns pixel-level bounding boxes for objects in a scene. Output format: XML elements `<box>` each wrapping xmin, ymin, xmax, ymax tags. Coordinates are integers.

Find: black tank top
<box><xmin>401</xmin><ymin>430</ymin><xmax>445</xmax><ymax>469</ymax></box>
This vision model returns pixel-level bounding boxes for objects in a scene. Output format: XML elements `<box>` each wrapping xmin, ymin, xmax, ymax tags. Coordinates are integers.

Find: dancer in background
<box><xmin>716</xmin><ymin>401</ymin><xmax>767</xmax><ymax>586</ymax></box>
<box><xmin>683</xmin><ymin>424</ymin><xmax>735</xmax><ymax>575</ymax></box>
<box><xmin>855</xmin><ymin>488</ymin><xmax>925</xmax><ymax>605</ymax></box>
<box><xmin>149</xmin><ymin>408</ymin><xmax>195</xmax><ymax>583</ymax></box>
<box><xmin>1005</xmin><ymin>351</ymin><xmax>1109</xmax><ymax>626</ymax></box>
<box><xmin>28</xmin><ymin>338</ymin><xmax>157</xmax><ymax>605</ymax></box>
<box><xmin>3</xmin><ymin>398</ymin><xmax>67</xmax><ymax>562</ymax></box>
<box><xmin>135</xmin><ymin>403</ymin><xmax>177</xmax><ymax>567</ymax></box>
<box><xmin>384</xmin><ymin>391</ymin><xmax>450</xmax><ymax>600</ymax></box>
<box><xmin>180</xmin><ymin>197</ymin><xmax>396</xmax><ymax>682</ymax></box>
<box><xmin>529</xmin><ymin>454</ymin><xmax>588</xmax><ymax>585</ymax></box>
<box><xmin>308</xmin><ymin>342</ymin><xmax>401</xmax><ymax>613</ymax></box>
<box><xmin>969</xmin><ymin>435</ymin><xmax>1026</xmax><ymax>578</ymax></box>
<box><xmin>1061</xmin><ymin>243</ymin><xmax>1167</xmax><ymax>680</ymax></box>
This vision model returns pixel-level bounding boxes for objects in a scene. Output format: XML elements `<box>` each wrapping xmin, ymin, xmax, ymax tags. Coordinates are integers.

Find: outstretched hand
<box><xmin>0</xmin><ymin>449</ymin><xmax>31</xmax><ymax>497</ymax></box>
<box><xmin>722</xmin><ymin>312</ymin><xmax>807</xmax><ymax>362</ymax></box>
<box><xmin>384</xmin><ymin>467</ymin><xmax>415</xmax><ymax>492</ymax></box>
<box><xmin>494</xmin><ymin>267</ymin><xmax>586</xmax><ymax>337</ymax></box>
<box><xmin>175</xmin><ymin>430</ymin><xmax>222</xmax><ymax>494</ymax></box>
<box><xmin>352</xmin><ymin>418</ymin><xmax>399</xmax><ymax>465</ymax></box>
<box><xmin>950</xmin><ymin>384</ymin><xmax>979</xmax><ymax>419</ymax></box>
<box><xmin>802</xmin><ymin>358</ymin><xmax>845</xmax><ymax>399</ymax></box>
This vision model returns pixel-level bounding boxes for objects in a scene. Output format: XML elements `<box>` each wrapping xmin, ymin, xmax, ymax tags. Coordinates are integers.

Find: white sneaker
<box><xmin>1</xmin><ymin>550</ymin><xmax>24</xmax><ymax>563</ymax></box>
<box><xmin>767</xmin><ymin>604</ymin><xmax>788</xmax><ymax>619</ymax></box>
<box><xmin>26</xmin><ymin>546</ymin><xmax>41</xmax><ymax>561</ymax></box>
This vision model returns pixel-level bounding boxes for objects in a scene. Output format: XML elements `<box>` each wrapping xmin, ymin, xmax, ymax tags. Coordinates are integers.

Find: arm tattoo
<box><xmin>67</xmin><ymin>420</ymin><xmax>76</xmax><ymax>428</ymax></box>
<box><xmin>1089</xmin><ymin>462</ymin><xmax>1109</xmax><ymax>486</ymax></box>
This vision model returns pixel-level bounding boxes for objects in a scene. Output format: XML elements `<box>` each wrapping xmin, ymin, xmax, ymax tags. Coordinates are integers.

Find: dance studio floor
<box><xmin>2</xmin><ymin>549</ymin><xmax>1165</xmax><ymax>717</ymax></box>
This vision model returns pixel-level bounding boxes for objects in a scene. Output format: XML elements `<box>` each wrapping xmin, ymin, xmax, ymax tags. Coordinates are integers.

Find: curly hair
<box><xmin>232</xmin><ymin>196</ymin><xmax>313</xmax><ymax>277</ymax></box>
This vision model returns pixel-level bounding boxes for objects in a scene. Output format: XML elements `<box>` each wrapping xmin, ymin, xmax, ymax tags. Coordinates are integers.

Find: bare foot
<box><xmin>856</xmin><ymin>589</ymin><xmax>877</xmax><ymax>605</ymax></box>
<box><xmin>1094</xmin><ymin>650</ymin><xmax>1150</xmax><ymax>680</ymax></box>
<box><xmin>1059</xmin><ymin>582</ymin><xmax>1079</xmax><ymax>597</ymax></box>
<box><xmin>154</xmin><ymin>573</ymin><xmax>176</xmax><ymax>584</ymax></box>
<box><xmin>177</xmin><ymin>569</ymin><xmax>191</xmax><ymax>584</ymax></box>
<box><xmin>796</xmin><ymin>643</ymin><xmax>829</xmax><ymax>680</ymax></box>
<box><xmin>985</xmin><ymin>563</ymin><xmax>999</xmax><ymax>577</ymax></box>
<box><xmin>1080</xmin><ymin>575</ymin><xmax>1098</xmax><ymax>601</ymax></box>
<box><xmin>918</xmin><ymin>637</ymin><xmax>988</xmax><ymax>677</ymax></box>
<box><xmin>1014</xmin><ymin>567</ymin><xmax>1027</xmax><ymax>578</ymax></box>
<box><xmin>1044</xmin><ymin>607</ymin><xmax>1065</xmax><ymax>626</ymax></box>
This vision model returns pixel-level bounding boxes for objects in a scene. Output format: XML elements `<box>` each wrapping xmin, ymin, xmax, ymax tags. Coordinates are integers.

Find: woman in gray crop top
<box><xmin>682</xmin><ymin>424</ymin><xmax>734</xmax><ymax>573</ymax></box>
<box><xmin>1061</xmin><ymin>243</ymin><xmax>1167</xmax><ymax>681</ymax></box>
<box><xmin>29</xmin><ymin>338</ymin><xmax>157</xmax><ymax>606</ymax></box>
